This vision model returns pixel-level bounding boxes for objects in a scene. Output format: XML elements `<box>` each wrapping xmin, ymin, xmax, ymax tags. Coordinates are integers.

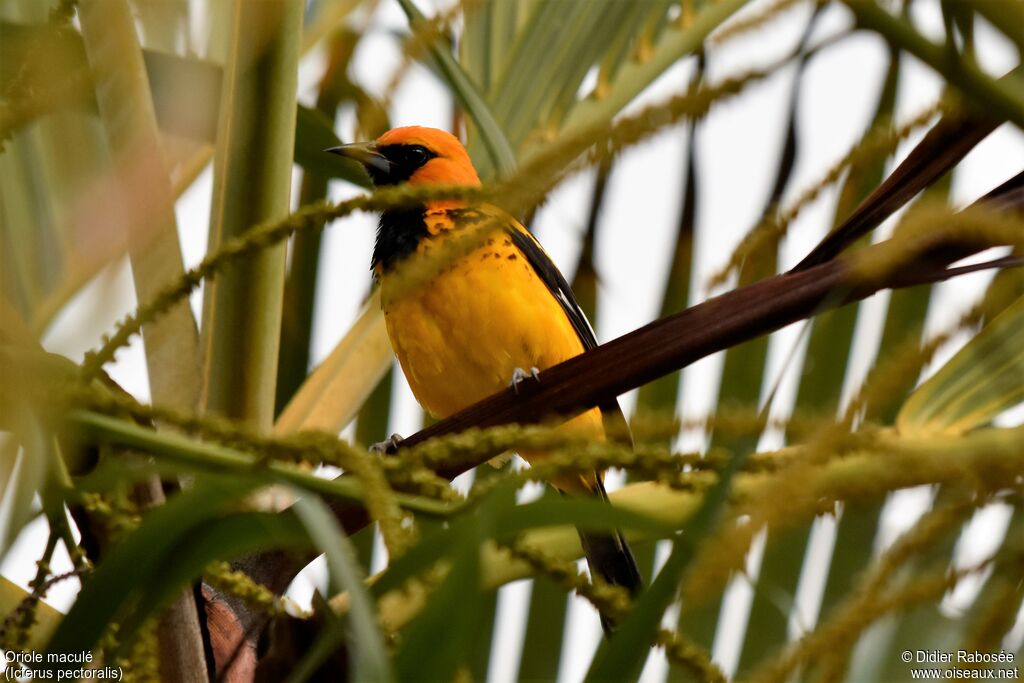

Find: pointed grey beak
<box><xmin>325</xmin><ymin>142</ymin><xmax>392</xmax><ymax>176</ymax></box>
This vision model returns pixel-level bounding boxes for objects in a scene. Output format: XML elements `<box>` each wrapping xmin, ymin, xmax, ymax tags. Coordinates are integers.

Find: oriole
<box><xmin>329</xmin><ymin>126</ymin><xmax>641</xmax><ymax>630</ymax></box>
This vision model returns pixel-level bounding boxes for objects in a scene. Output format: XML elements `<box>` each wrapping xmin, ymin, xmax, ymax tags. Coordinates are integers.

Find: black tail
<box><xmin>578</xmin><ymin>477</ymin><xmax>642</xmax><ymax>635</ymax></box>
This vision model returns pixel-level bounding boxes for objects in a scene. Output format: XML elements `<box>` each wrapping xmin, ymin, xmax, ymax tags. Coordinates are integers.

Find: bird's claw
<box><xmin>369</xmin><ymin>433</ymin><xmax>404</xmax><ymax>455</ymax></box>
<box><xmin>509</xmin><ymin>366</ymin><xmax>541</xmax><ymax>395</ymax></box>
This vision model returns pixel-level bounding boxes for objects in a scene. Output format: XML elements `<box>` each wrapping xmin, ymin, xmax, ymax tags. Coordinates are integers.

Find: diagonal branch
<box><xmin>395</xmin><ymin>178</ymin><xmax>1024</xmax><ymax>477</ymax></box>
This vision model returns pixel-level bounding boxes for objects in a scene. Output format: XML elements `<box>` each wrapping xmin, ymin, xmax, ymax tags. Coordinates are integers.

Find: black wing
<box><xmin>508</xmin><ymin>225</ymin><xmax>642</xmax><ymax>603</ymax></box>
<box><xmin>506</xmin><ymin>228</ymin><xmax>600</xmax><ymax>351</ymax></box>
<box><xmin>506</xmin><ymin>226</ymin><xmax>632</xmax><ymax>443</ymax></box>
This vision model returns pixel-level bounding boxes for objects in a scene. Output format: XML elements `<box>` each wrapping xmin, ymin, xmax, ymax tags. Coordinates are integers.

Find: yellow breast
<box><xmin>381</xmin><ymin>227</ymin><xmax>586</xmax><ymax>418</ymax></box>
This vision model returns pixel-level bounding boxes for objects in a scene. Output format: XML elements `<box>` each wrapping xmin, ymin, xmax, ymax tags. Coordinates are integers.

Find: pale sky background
<box><xmin>2</xmin><ymin>0</ymin><xmax>1022</xmax><ymax>680</ymax></box>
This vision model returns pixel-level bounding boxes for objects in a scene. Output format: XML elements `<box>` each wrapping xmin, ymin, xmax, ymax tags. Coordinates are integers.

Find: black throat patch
<box><xmin>368</xmin><ymin>143</ymin><xmax>439</xmax><ymax>272</ymax></box>
<box><xmin>372</xmin><ymin>206</ymin><xmax>428</xmax><ymax>272</ymax></box>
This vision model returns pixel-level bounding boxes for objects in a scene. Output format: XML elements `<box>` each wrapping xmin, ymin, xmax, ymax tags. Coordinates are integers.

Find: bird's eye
<box><xmin>405</xmin><ymin>145</ymin><xmax>430</xmax><ymax>167</ymax></box>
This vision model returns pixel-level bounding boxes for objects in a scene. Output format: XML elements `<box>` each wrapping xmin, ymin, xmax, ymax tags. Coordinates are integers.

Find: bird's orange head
<box><xmin>328</xmin><ymin>126</ymin><xmax>480</xmax><ymax>189</ymax></box>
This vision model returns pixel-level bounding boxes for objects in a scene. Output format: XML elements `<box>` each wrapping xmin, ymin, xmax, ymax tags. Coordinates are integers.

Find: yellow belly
<box><xmin>380</xmin><ymin>232</ymin><xmax>604</xmax><ymax>463</ymax></box>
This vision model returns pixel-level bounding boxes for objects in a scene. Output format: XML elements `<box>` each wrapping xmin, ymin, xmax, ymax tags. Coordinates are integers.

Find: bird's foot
<box><xmin>509</xmin><ymin>366</ymin><xmax>541</xmax><ymax>395</ymax></box>
<box><xmin>369</xmin><ymin>433</ymin><xmax>404</xmax><ymax>455</ymax></box>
